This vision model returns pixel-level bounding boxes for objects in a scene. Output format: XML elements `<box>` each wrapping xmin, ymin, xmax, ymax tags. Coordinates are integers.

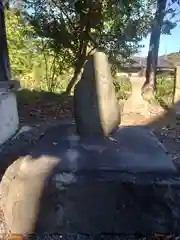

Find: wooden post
<box><xmin>0</xmin><ymin>0</ymin><xmax>11</xmax><ymax>81</ymax></box>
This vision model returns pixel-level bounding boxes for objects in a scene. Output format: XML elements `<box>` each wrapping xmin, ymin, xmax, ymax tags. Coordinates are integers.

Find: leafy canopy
<box><xmin>22</xmin><ymin>0</ymin><xmax>154</xmax><ymax>65</ymax></box>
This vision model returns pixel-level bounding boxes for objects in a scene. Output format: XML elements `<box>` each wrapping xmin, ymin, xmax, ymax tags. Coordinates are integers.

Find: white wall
<box><xmin>0</xmin><ymin>92</ymin><xmax>19</xmax><ymax>146</ymax></box>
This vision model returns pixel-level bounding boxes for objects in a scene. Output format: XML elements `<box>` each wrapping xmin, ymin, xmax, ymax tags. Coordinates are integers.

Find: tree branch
<box><xmin>51</xmin><ymin>0</ymin><xmax>76</xmax><ymax>32</ymax></box>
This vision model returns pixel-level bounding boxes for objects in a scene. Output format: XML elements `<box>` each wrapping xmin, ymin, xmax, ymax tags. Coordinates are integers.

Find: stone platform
<box><xmin>28</xmin><ymin>123</ymin><xmax>176</xmax><ymax>173</ymax></box>
<box><xmin>1</xmin><ymin>122</ymin><xmax>180</xmax><ymax>235</ymax></box>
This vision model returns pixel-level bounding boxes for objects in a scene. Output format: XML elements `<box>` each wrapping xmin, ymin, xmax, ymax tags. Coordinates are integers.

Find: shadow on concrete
<box><xmin>0</xmin><ymin>92</ymin><xmax>180</xmax><ymax>236</ymax></box>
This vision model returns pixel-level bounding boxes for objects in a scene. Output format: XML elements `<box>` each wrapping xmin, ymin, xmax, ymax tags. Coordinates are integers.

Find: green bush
<box><xmin>155</xmin><ymin>74</ymin><xmax>174</xmax><ymax>106</ymax></box>
<box><xmin>113</xmin><ymin>76</ymin><xmax>131</xmax><ymax>100</ymax></box>
<box><xmin>113</xmin><ymin>73</ymin><xmax>175</xmax><ymax>106</ymax></box>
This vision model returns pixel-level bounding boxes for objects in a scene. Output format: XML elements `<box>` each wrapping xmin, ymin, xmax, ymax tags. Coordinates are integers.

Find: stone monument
<box><xmin>74</xmin><ymin>52</ymin><xmax>121</xmax><ymax>137</ymax></box>
<box><xmin>0</xmin><ymin>52</ymin><xmax>180</xmax><ymax>236</ymax></box>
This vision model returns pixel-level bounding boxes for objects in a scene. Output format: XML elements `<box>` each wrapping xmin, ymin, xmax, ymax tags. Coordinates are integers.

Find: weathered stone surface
<box><xmin>0</xmin><ymin>157</ymin><xmax>24</xmax><ymax>210</ymax></box>
<box><xmin>1</xmin><ymin>155</ymin><xmax>60</xmax><ymax>233</ymax></box>
<box><xmin>1</xmin><ymin>163</ymin><xmax>180</xmax><ymax>234</ymax></box>
<box><xmin>1</xmin><ymin>123</ymin><xmax>179</xmax><ymax>234</ymax></box>
<box><xmin>74</xmin><ymin>52</ymin><xmax>120</xmax><ymax>138</ymax></box>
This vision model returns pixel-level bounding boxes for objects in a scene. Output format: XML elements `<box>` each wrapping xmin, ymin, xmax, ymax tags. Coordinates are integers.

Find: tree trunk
<box><xmin>65</xmin><ymin>25</ymin><xmax>90</xmax><ymax>95</ymax></box>
<box><xmin>65</xmin><ymin>57</ymin><xmax>85</xmax><ymax>95</ymax></box>
<box><xmin>4</xmin><ymin>1</ymin><xmax>10</xmax><ymax>10</ymax></box>
<box><xmin>0</xmin><ymin>3</ymin><xmax>11</xmax><ymax>81</ymax></box>
<box><xmin>143</xmin><ymin>0</ymin><xmax>167</xmax><ymax>95</ymax></box>
<box><xmin>65</xmin><ymin>4</ymin><xmax>94</xmax><ymax>96</ymax></box>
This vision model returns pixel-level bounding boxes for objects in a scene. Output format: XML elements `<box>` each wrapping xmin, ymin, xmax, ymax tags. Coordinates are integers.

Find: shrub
<box><xmin>155</xmin><ymin>74</ymin><xmax>174</xmax><ymax>106</ymax></box>
<box><xmin>113</xmin><ymin>73</ymin><xmax>175</xmax><ymax>106</ymax></box>
<box><xmin>113</xmin><ymin>76</ymin><xmax>132</xmax><ymax>100</ymax></box>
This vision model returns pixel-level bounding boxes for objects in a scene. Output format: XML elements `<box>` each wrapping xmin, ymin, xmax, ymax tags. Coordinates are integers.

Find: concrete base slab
<box><xmin>53</xmin><ymin>172</ymin><xmax>180</xmax><ymax>234</ymax></box>
<box><xmin>0</xmin><ymin>92</ymin><xmax>19</xmax><ymax>146</ymax></box>
<box><xmin>30</xmin><ymin>124</ymin><xmax>176</xmax><ymax>173</ymax></box>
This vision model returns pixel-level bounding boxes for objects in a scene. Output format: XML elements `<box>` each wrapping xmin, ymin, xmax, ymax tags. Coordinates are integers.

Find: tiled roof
<box><xmin>123</xmin><ymin>56</ymin><xmax>175</xmax><ymax>69</ymax></box>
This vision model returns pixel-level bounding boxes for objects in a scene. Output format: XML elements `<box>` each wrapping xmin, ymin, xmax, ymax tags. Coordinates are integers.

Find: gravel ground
<box><xmin>10</xmin><ymin>233</ymin><xmax>180</xmax><ymax>240</ymax></box>
<box><xmin>0</xmin><ymin>233</ymin><xmax>179</xmax><ymax>240</ymax></box>
<box><xmin>154</xmin><ymin>126</ymin><xmax>180</xmax><ymax>159</ymax></box>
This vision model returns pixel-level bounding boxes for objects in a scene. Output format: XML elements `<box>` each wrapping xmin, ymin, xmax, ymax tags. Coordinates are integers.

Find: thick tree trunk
<box><xmin>65</xmin><ymin>26</ymin><xmax>90</xmax><ymax>95</ymax></box>
<box><xmin>65</xmin><ymin>6</ymin><xmax>93</xmax><ymax>96</ymax></box>
<box><xmin>143</xmin><ymin>0</ymin><xmax>167</xmax><ymax>95</ymax></box>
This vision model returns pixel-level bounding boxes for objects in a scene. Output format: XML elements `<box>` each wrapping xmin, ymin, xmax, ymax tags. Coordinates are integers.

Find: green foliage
<box><xmin>155</xmin><ymin>74</ymin><xmax>174</xmax><ymax>106</ymax></box>
<box><xmin>114</xmin><ymin>73</ymin><xmax>174</xmax><ymax>107</ymax></box>
<box><xmin>99</xmin><ymin>0</ymin><xmax>154</xmax><ymax>63</ymax></box>
<box><xmin>5</xmin><ymin>1</ymin><xmax>179</xmax><ymax>98</ymax></box>
<box><xmin>161</xmin><ymin>20</ymin><xmax>177</xmax><ymax>35</ymax></box>
<box><xmin>6</xmin><ymin>9</ymin><xmax>38</xmax><ymax>78</ymax></box>
<box><xmin>6</xmin><ymin>9</ymin><xmax>70</xmax><ymax>92</ymax></box>
<box><xmin>113</xmin><ymin>76</ymin><xmax>131</xmax><ymax>100</ymax></box>
<box><xmin>22</xmin><ymin>0</ymin><xmax>155</xmax><ymax>92</ymax></box>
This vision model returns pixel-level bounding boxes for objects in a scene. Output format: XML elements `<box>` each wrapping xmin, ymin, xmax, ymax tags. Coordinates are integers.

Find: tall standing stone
<box><xmin>74</xmin><ymin>52</ymin><xmax>120</xmax><ymax>138</ymax></box>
